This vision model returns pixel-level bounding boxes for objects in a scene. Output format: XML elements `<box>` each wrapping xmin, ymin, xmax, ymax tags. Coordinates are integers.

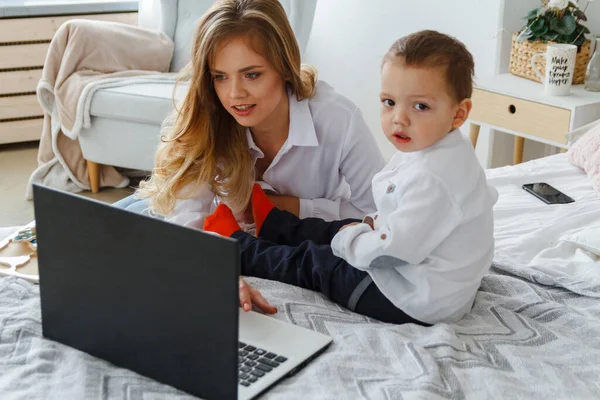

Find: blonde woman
<box><xmin>124</xmin><ymin>0</ymin><xmax>384</xmax><ymax>312</ymax></box>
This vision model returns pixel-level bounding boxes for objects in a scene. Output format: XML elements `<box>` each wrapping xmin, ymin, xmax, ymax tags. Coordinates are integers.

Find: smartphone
<box><xmin>522</xmin><ymin>182</ymin><xmax>574</xmax><ymax>204</ymax></box>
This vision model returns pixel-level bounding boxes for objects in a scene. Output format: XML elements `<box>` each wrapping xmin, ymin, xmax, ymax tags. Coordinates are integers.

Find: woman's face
<box><xmin>211</xmin><ymin>35</ymin><xmax>287</xmax><ymax>129</ymax></box>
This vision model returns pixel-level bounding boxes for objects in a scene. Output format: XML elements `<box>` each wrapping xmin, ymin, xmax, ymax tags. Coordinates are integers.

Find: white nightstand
<box><xmin>469</xmin><ymin>74</ymin><xmax>600</xmax><ymax>164</ymax></box>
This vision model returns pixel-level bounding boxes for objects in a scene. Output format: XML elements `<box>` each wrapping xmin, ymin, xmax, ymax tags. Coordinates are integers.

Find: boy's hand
<box><xmin>339</xmin><ymin>217</ymin><xmax>375</xmax><ymax>232</ymax></box>
<box><xmin>339</xmin><ymin>222</ymin><xmax>361</xmax><ymax>232</ymax></box>
<box><xmin>239</xmin><ymin>278</ymin><xmax>277</xmax><ymax>314</ymax></box>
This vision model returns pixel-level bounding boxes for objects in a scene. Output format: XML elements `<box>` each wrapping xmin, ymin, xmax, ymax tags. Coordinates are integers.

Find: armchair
<box><xmin>79</xmin><ymin>0</ymin><xmax>317</xmax><ymax>192</ymax></box>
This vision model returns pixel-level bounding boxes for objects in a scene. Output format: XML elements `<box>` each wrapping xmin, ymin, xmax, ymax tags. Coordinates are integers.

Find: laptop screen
<box><xmin>33</xmin><ymin>185</ymin><xmax>241</xmax><ymax>399</ymax></box>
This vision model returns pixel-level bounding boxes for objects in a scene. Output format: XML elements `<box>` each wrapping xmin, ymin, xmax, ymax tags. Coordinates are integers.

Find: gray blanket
<box><xmin>1</xmin><ymin>265</ymin><xmax>599</xmax><ymax>400</ymax></box>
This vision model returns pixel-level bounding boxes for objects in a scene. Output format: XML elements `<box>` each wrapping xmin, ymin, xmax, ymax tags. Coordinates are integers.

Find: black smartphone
<box><xmin>522</xmin><ymin>182</ymin><xmax>575</xmax><ymax>204</ymax></box>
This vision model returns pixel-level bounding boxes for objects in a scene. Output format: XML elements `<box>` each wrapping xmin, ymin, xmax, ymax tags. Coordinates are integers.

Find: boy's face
<box><xmin>380</xmin><ymin>59</ymin><xmax>471</xmax><ymax>152</ymax></box>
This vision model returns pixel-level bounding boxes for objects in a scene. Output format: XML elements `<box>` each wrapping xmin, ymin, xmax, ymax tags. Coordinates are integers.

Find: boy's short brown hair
<box><xmin>385</xmin><ymin>30</ymin><xmax>474</xmax><ymax>102</ymax></box>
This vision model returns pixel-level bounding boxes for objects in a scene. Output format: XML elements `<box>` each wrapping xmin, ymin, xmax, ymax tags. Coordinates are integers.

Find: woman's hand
<box><xmin>239</xmin><ymin>277</ymin><xmax>277</xmax><ymax>314</ymax></box>
<box><xmin>267</xmin><ymin>195</ymin><xmax>300</xmax><ymax>216</ymax></box>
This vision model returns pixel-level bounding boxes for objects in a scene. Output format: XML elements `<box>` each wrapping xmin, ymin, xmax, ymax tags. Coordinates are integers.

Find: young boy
<box><xmin>203</xmin><ymin>30</ymin><xmax>498</xmax><ymax>326</ymax></box>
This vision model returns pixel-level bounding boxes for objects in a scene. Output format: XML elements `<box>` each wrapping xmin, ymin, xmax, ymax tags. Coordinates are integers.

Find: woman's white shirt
<box><xmin>166</xmin><ymin>81</ymin><xmax>385</xmax><ymax>228</ymax></box>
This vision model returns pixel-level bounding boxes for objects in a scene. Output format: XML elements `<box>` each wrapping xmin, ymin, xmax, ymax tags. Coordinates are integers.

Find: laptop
<box><xmin>32</xmin><ymin>185</ymin><xmax>332</xmax><ymax>400</ymax></box>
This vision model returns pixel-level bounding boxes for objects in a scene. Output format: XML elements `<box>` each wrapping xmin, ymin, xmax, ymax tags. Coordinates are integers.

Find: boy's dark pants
<box><xmin>231</xmin><ymin>209</ymin><xmax>425</xmax><ymax>325</ymax></box>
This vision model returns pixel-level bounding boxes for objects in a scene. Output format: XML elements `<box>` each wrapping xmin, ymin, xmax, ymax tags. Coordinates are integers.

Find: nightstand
<box><xmin>469</xmin><ymin>74</ymin><xmax>600</xmax><ymax>164</ymax></box>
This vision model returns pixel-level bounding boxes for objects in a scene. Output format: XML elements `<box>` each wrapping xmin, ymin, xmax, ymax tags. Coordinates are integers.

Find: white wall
<box><xmin>303</xmin><ymin>0</ymin><xmax>503</xmax><ymax>162</ymax></box>
<box><xmin>303</xmin><ymin>0</ymin><xmax>600</xmax><ymax>166</ymax></box>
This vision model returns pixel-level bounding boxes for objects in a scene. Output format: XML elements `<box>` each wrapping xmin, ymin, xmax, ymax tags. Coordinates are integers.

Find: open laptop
<box><xmin>32</xmin><ymin>184</ymin><xmax>332</xmax><ymax>400</ymax></box>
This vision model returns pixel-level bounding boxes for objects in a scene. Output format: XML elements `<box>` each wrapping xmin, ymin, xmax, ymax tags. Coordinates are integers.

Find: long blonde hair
<box><xmin>137</xmin><ymin>0</ymin><xmax>317</xmax><ymax>215</ymax></box>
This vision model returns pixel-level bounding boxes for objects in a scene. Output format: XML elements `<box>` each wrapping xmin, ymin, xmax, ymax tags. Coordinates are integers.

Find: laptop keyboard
<box><xmin>238</xmin><ymin>341</ymin><xmax>288</xmax><ymax>387</ymax></box>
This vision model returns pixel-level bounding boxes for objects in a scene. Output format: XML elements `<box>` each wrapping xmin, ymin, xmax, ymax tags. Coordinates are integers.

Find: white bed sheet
<box><xmin>487</xmin><ymin>153</ymin><xmax>600</xmax><ymax>296</ymax></box>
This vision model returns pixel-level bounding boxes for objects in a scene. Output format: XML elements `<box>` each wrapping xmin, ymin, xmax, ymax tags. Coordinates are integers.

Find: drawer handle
<box><xmin>508</xmin><ymin>104</ymin><xmax>516</xmax><ymax>114</ymax></box>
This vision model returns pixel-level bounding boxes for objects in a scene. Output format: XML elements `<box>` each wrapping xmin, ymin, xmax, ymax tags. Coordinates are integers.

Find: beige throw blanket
<box><xmin>26</xmin><ymin>19</ymin><xmax>175</xmax><ymax>199</ymax></box>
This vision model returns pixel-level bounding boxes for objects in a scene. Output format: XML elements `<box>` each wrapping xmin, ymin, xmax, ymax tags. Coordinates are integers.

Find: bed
<box><xmin>1</xmin><ymin>153</ymin><xmax>599</xmax><ymax>399</ymax></box>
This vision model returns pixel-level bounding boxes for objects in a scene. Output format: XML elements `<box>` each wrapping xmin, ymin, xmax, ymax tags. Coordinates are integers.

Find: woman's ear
<box><xmin>452</xmin><ymin>98</ymin><xmax>472</xmax><ymax>130</ymax></box>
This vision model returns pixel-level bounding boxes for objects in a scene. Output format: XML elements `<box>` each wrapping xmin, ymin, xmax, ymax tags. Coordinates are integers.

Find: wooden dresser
<box><xmin>0</xmin><ymin>3</ymin><xmax>137</xmax><ymax>145</ymax></box>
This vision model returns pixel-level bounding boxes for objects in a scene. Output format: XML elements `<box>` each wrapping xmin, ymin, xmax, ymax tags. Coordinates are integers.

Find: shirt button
<box><xmin>386</xmin><ymin>184</ymin><xmax>395</xmax><ymax>193</ymax></box>
<box><xmin>374</xmin><ymin>215</ymin><xmax>378</xmax><ymax>220</ymax></box>
<box><xmin>380</xmin><ymin>233</ymin><xmax>387</xmax><ymax>240</ymax></box>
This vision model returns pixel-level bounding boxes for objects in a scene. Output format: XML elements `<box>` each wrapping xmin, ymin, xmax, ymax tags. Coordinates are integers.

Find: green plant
<box><xmin>517</xmin><ymin>0</ymin><xmax>591</xmax><ymax>47</ymax></box>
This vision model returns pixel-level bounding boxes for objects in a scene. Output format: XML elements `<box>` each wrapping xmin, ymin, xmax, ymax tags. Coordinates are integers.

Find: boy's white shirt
<box><xmin>331</xmin><ymin>130</ymin><xmax>498</xmax><ymax>324</ymax></box>
<box><xmin>166</xmin><ymin>81</ymin><xmax>385</xmax><ymax>228</ymax></box>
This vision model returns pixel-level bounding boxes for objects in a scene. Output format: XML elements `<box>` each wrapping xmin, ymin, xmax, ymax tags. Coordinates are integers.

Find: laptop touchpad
<box><xmin>239</xmin><ymin>311</ymin><xmax>285</xmax><ymax>342</ymax></box>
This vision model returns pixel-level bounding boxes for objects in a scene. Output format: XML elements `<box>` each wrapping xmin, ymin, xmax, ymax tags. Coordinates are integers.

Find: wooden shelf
<box><xmin>0</xmin><ymin>11</ymin><xmax>137</xmax><ymax>144</ymax></box>
<box><xmin>0</xmin><ymin>70</ymin><xmax>43</xmax><ymax>95</ymax></box>
<box><xmin>0</xmin><ymin>95</ymin><xmax>43</xmax><ymax>120</ymax></box>
<box><xmin>0</xmin><ymin>119</ymin><xmax>43</xmax><ymax>144</ymax></box>
<box><xmin>0</xmin><ymin>13</ymin><xmax>137</xmax><ymax>43</ymax></box>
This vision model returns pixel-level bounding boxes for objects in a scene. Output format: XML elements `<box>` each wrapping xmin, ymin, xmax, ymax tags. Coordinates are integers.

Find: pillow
<box><xmin>568</xmin><ymin>122</ymin><xmax>600</xmax><ymax>193</ymax></box>
<box><xmin>561</xmin><ymin>227</ymin><xmax>600</xmax><ymax>257</ymax></box>
<box><xmin>565</xmin><ymin>119</ymin><xmax>600</xmax><ymax>148</ymax></box>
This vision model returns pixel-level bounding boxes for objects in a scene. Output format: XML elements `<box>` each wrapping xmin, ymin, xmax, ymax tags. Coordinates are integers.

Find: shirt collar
<box><xmin>245</xmin><ymin>128</ymin><xmax>262</xmax><ymax>158</ymax></box>
<box><xmin>245</xmin><ymin>88</ymin><xmax>319</xmax><ymax>158</ymax></box>
<box><xmin>434</xmin><ymin>128</ymin><xmax>462</xmax><ymax>147</ymax></box>
<box><xmin>417</xmin><ymin>128</ymin><xmax>463</xmax><ymax>153</ymax></box>
<box><xmin>287</xmin><ymin>89</ymin><xmax>319</xmax><ymax>147</ymax></box>
<box><xmin>388</xmin><ymin>128</ymin><xmax>463</xmax><ymax>165</ymax></box>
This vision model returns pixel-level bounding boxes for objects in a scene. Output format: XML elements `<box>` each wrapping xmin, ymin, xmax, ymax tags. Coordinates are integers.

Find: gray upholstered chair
<box><xmin>79</xmin><ymin>0</ymin><xmax>317</xmax><ymax>192</ymax></box>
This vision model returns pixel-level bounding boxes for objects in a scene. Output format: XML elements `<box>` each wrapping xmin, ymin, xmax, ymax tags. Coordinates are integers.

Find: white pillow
<box><xmin>562</xmin><ymin>227</ymin><xmax>600</xmax><ymax>256</ymax></box>
<box><xmin>565</xmin><ymin>119</ymin><xmax>600</xmax><ymax>148</ymax></box>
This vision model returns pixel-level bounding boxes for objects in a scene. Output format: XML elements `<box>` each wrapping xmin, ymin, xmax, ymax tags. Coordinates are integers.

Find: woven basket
<box><xmin>509</xmin><ymin>33</ymin><xmax>591</xmax><ymax>84</ymax></box>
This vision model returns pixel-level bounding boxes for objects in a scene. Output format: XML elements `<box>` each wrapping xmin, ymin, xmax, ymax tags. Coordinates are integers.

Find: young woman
<box><xmin>124</xmin><ymin>0</ymin><xmax>385</xmax><ymax>312</ymax></box>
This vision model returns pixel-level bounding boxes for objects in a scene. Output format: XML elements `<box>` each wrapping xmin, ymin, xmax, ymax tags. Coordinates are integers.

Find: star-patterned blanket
<box><xmin>0</xmin><ymin>269</ymin><xmax>599</xmax><ymax>399</ymax></box>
